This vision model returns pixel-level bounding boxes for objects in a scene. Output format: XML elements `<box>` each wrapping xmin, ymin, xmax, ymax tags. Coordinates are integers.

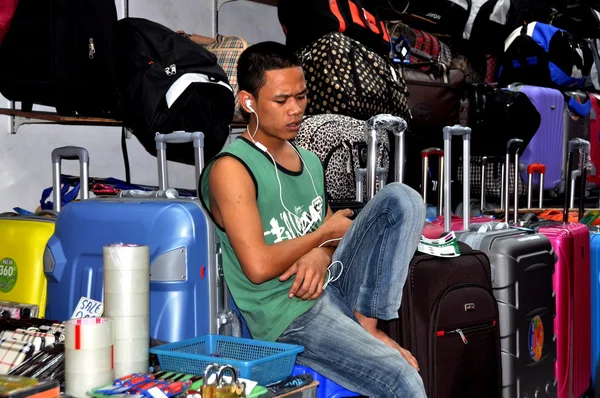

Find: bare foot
<box><xmin>354</xmin><ymin>311</ymin><xmax>420</xmax><ymax>371</ymax></box>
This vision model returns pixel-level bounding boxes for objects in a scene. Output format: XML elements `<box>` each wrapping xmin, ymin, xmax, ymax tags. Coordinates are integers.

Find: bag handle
<box><xmin>421</xmin><ymin>148</ymin><xmax>444</xmax><ymax>216</ymax></box>
<box><xmin>443</xmin><ymin>124</ymin><xmax>472</xmax><ymax>232</ymax></box>
<box><xmin>155</xmin><ymin>131</ymin><xmax>205</xmax><ymax>192</ymax></box>
<box><xmin>527</xmin><ymin>163</ymin><xmax>546</xmax><ymax>209</ymax></box>
<box><xmin>51</xmin><ymin>146</ymin><xmax>90</xmax><ymax>212</ymax></box>
<box><xmin>504</xmin><ymin>138</ymin><xmax>523</xmax><ymax>224</ymax></box>
<box><xmin>401</xmin><ymin>62</ymin><xmax>450</xmax><ymax>84</ymax></box>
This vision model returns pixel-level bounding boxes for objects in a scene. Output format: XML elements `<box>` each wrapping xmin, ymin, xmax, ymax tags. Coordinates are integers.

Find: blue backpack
<box><xmin>499</xmin><ymin>21</ymin><xmax>592</xmax><ymax>89</ymax></box>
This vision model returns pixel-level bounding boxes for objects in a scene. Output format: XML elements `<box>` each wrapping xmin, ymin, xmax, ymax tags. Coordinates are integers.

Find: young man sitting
<box><xmin>199</xmin><ymin>41</ymin><xmax>427</xmax><ymax>397</ymax></box>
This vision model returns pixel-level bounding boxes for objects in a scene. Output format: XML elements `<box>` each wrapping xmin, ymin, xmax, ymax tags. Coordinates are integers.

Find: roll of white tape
<box><xmin>103</xmin><ymin>292</ymin><xmax>149</xmax><ymax>317</ymax></box>
<box><xmin>113</xmin><ymin>337</ymin><xmax>149</xmax><ymax>363</ymax></box>
<box><xmin>65</xmin><ymin>369</ymin><xmax>114</xmax><ymax>398</ymax></box>
<box><xmin>65</xmin><ymin>345</ymin><xmax>114</xmax><ymax>373</ymax></box>
<box><xmin>64</xmin><ymin>318</ymin><xmax>113</xmax><ymax>350</ymax></box>
<box><xmin>104</xmin><ymin>269</ymin><xmax>150</xmax><ymax>294</ymax></box>
<box><xmin>111</xmin><ymin>315</ymin><xmax>150</xmax><ymax>340</ymax></box>
<box><xmin>114</xmin><ymin>359</ymin><xmax>149</xmax><ymax>379</ymax></box>
<box><xmin>103</xmin><ymin>244</ymin><xmax>150</xmax><ymax>271</ymax></box>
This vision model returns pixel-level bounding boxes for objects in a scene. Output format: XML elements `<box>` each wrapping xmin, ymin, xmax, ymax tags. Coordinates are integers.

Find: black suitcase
<box><xmin>386</xmin><ymin>241</ymin><xmax>502</xmax><ymax>398</ymax></box>
<box><xmin>0</xmin><ymin>0</ymin><xmax>118</xmax><ymax>117</ymax></box>
<box><xmin>379</xmin><ymin>125</ymin><xmax>502</xmax><ymax>398</ymax></box>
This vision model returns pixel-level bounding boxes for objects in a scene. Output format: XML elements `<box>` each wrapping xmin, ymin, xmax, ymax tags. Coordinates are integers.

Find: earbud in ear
<box><xmin>245</xmin><ymin>99</ymin><xmax>255</xmax><ymax>113</ymax></box>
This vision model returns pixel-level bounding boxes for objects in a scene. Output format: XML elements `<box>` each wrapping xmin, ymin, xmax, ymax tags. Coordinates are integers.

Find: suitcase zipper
<box><xmin>436</xmin><ymin>321</ymin><xmax>497</xmax><ymax>344</ymax></box>
<box><xmin>428</xmin><ymin>283</ymin><xmax>498</xmax><ymax>397</ymax></box>
<box><xmin>89</xmin><ymin>38</ymin><xmax>95</xmax><ymax>59</ymax></box>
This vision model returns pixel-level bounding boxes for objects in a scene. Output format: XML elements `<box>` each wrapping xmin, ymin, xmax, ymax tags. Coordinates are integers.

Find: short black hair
<box><xmin>237</xmin><ymin>41</ymin><xmax>302</xmax><ymax>99</ymax></box>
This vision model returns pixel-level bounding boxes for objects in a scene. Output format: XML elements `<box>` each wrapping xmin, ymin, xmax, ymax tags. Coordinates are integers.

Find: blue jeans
<box><xmin>276</xmin><ymin>183</ymin><xmax>427</xmax><ymax>397</ymax></box>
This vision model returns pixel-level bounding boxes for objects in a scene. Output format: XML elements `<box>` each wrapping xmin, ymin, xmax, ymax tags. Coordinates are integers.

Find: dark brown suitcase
<box><xmin>380</xmin><ymin>241</ymin><xmax>501</xmax><ymax>398</ymax></box>
<box><xmin>379</xmin><ymin>125</ymin><xmax>502</xmax><ymax>398</ymax></box>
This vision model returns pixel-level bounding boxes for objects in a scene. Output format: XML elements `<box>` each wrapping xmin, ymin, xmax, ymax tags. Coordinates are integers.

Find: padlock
<box><xmin>215</xmin><ymin>385</ymin><xmax>240</xmax><ymax>398</ymax></box>
<box><xmin>215</xmin><ymin>365</ymin><xmax>245</xmax><ymax>398</ymax></box>
<box><xmin>201</xmin><ymin>363</ymin><xmax>221</xmax><ymax>398</ymax></box>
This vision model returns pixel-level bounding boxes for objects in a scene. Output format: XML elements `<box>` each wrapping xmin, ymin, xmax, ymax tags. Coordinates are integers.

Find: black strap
<box><xmin>121</xmin><ymin>126</ymin><xmax>131</xmax><ymax>184</ymax></box>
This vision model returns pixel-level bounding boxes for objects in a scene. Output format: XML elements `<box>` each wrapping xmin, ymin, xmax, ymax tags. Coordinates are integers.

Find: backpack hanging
<box><xmin>113</xmin><ymin>18</ymin><xmax>234</xmax><ymax>166</ymax></box>
<box><xmin>499</xmin><ymin>21</ymin><xmax>592</xmax><ymax>89</ymax></box>
<box><xmin>0</xmin><ymin>0</ymin><xmax>119</xmax><ymax>116</ymax></box>
<box><xmin>277</xmin><ymin>0</ymin><xmax>391</xmax><ymax>57</ymax></box>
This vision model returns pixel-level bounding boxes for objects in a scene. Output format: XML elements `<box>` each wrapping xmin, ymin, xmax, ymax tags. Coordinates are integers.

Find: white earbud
<box><xmin>242</xmin><ymin>96</ymin><xmax>322</xmax><ymax>227</ymax></box>
<box><xmin>245</xmin><ymin>99</ymin><xmax>255</xmax><ymax>113</ymax></box>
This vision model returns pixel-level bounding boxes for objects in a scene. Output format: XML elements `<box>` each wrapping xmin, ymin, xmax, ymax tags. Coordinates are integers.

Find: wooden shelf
<box><xmin>0</xmin><ymin>108</ymin><xmax>122</xmax><ymax>134</ymax></box>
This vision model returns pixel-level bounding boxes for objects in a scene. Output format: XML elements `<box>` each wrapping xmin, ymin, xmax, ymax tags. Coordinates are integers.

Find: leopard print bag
<box><xmin>294</xmin><ymin>114</ymin><xmax>390</xmax><ymax>202</ymax></box>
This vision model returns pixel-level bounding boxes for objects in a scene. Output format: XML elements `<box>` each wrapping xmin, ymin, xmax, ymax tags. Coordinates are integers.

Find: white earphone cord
<box><xmin>245</xmin><ymin>103</ymin><xmax>320</xmax><ymax>224</ymax></box>
<box><xmin>246</xmin><ymin>102</ymin><xmax>344</xmax><ymax>289</ymax></box>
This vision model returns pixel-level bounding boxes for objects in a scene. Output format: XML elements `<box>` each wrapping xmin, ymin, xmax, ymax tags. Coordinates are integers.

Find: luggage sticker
<box><xmin>528</xmin><ymin>315</ymin><xmax>544</xmax><ymax>362</ymax></box>
<box><xmin>0</xmin><ymin>258</ymin><xmax>17</xmax><ymax>293</ymax></box>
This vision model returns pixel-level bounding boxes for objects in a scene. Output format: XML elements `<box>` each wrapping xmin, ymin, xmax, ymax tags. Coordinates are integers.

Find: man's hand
<box><xmin>279</xmin><ymin>247</ymin><xmax>332</xmax><ymax>300</ymax></box>
<box><xmin>319</xmin><ymin>209</ymin><xmax>353</xmax><ymax>245</ymax></box>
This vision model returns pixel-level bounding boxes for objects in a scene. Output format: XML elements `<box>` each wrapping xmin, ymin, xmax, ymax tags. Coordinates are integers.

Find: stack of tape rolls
<box><xmin>103</xmin><ymin>243</ymin><xmax>150</xmax><ymax>377</ymax></box>
<box><xmin>65</xmin><ymin>317</ymin><xmax>114</xmax><ymax>397</ymax></box>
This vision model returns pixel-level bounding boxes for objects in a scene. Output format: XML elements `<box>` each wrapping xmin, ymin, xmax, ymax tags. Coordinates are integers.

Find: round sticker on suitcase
<box><xmin>528</xmin><ymin>315</ymin><xmax>544</xmax><ymax>361</ymax></box>
<box><xmin>0</xmin><ymin>257</ymin><xmax>17</xmax><ymax>293</ymax></box>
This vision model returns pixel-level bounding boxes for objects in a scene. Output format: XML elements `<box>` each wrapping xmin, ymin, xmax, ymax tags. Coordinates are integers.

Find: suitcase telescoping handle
<box><xmin>527</xmin><ymin>163</ymin><xmax>546</xmax><ymax>209</ymax></box>
<box><xmin>364</xmin><ymin>114</ymin><xmax>407</xmax><ymax>200</ymax></box>
<box><xmin>504</xmin><ymin>138</ymin><xmax>523</xmax><ymax>224</ymax></box>
<box><xmin>480</xmin><ymin>156</ymin><xmax>488</xmax><ymax>215</ymax></box>
<box><xmin>443</xmin><ymin>124</ymin><xmax>471</xmax><ymax>232</ymax></box>
<box><xmin>421</xmin><ymin>148</ymin><xmax>444</xmax><ymax>216</ymax></box>
<box><xmin>565</xmin><ymin>138</ymin><xmax>591</xmax><ymax>221</ymax></box>
<box><xmin>155</xmin><ymin>131</ymin><xmax>205</xmax><ymax>192</ymax></box>
<box><xmin>51</xmin><ymin>146</ymin><xmax>90</xmax><ymax>212</ymax></box>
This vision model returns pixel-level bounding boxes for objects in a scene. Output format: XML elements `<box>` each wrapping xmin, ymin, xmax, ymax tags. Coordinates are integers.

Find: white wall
<box><xmin>218</xmin><ymin>0</ymin><xmax>284</xmax><ymax>44</ymax></box>
<box><xmin>0</xmin><ymin>0</ymin><xmax>282</xmax><ymax>212</ymax></box>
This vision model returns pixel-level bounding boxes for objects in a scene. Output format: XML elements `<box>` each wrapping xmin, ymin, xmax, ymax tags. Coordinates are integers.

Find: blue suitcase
<box><xmin>43</xmin><ymin>132</ymin><xmax>239</xmax><ymax>342</ymax></box>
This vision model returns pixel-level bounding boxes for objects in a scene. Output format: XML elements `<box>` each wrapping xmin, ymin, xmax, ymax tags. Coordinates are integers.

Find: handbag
<box><xmin>400</xmin><ymin>62</ymin><xmax>466</xmax><ymax>129</ymax></box>
<box><xmin>299</xmin><ymin>32</ymin><xmax>410</xmax><ymax>122</ymax></box>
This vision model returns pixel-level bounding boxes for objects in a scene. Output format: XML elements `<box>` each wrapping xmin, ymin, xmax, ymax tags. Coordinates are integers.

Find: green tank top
<box><xmin>199</xmin><ymin>137</ymin><xmax>326</xmax><ymax>341</ymax></box>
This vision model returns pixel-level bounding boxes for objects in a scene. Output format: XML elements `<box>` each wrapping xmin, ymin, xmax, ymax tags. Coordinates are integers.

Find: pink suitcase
<box><xmin>526</xmin><ymin>139</ymin><xmax>591</xmax><ymax>398</ymax></box>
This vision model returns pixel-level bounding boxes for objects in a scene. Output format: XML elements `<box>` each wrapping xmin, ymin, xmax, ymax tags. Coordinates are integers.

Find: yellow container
<box><xmin>0</xmin><ymin>217</ymin><xmax>55</xmax><ymax>317</ymax></box>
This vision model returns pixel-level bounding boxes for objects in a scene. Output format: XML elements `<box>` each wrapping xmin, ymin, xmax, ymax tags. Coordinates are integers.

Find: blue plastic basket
<box><xmin>149</xmin><ymin>334</ymin><xmax>304</xmax><ymax>386</ymax></box>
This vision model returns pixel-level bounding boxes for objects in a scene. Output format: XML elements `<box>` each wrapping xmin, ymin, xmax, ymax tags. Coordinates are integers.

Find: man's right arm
<box><xmin>208</xmin><ymin>156</ymin><xmax>351</xmax><ymax>285</ymax></box>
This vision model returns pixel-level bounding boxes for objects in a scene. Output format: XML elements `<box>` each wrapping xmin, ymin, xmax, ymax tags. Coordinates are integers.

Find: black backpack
<box><xmin>113</xmin><ymin>18</ymin><xmax>234</xmax><ymax>165</ymax></box>
<box><xmin>0</xmin><ymin>0</ymin><xmax>119</xmax><ymax>117</ymax></box>
<box><xmin>277</xmin><ymin>0</ymin><xmax>391</xmax><ymax>57</ymax></box>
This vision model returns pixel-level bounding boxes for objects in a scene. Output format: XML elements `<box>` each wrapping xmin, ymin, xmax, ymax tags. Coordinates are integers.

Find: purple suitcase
<box><xmin>509</xmin><ymin>85</ymin><xmax>565</xmax><ymax>191</ymax></box>
<box><xmin>512</xmin><ymin>85</ymin><xmax>591</xmax><ymax>192</ymax></box>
